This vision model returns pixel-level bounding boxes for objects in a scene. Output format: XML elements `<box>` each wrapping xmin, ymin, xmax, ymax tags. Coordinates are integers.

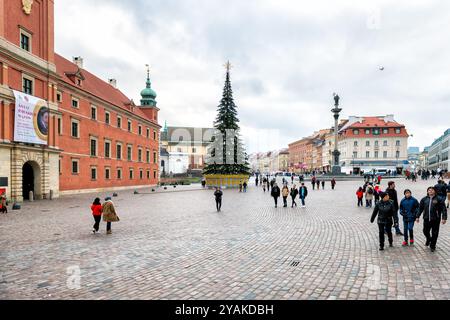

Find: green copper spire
<box><xmin>140</xmin><ymin>64</ymin><xmax>157</xmax><ymax>107</ymax></box>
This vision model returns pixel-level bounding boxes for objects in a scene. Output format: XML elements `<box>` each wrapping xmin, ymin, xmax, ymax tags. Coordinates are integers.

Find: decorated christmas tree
<box><xmin>203</xmin><ymin>62</ymin><xmax>251</xmax><ymax>176</ymax></box>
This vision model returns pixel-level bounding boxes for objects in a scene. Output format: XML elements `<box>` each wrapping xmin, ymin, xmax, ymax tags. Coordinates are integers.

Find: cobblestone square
<box><xmin>1</xmin><ymin>178</ymin><xmax>449</xmax><ymax>300</ymax></box>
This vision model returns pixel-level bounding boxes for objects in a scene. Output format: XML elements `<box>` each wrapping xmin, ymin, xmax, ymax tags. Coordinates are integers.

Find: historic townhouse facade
<box><xmin>338</xmin><ymin>115</ymin><xmax>409</xmax><ymax>174</ymax></box>
<box><xmin>0</xmin><ymin>0</ymin><xmax>160</xmax><ymax>201</ymax></box>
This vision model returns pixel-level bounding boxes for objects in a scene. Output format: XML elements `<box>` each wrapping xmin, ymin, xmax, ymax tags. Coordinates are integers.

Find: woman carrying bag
<box><xmin>102</xmin><ymin>197</ymin><xmax>120</xmax><ymax>235</ymax></box>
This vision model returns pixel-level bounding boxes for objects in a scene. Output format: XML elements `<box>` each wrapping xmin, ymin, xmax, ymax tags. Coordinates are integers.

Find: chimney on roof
<box><xmin>73</xmin><ymin>56</ymin><xmax>84</xmax><ymax>69</ymax></box>
<box><xmin>109</xmin><ymin>79</ymin><xmax>117</xmax><ymax>88</ymax></box>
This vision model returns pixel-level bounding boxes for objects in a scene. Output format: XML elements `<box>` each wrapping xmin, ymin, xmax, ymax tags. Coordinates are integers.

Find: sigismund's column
<box><xmin>331</xmin><ymin>93</ymin><xmax>343</xmax><ymax>175</ymax></box>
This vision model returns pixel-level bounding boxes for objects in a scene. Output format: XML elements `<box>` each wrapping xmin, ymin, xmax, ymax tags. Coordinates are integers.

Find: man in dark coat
<box><xmin>214</xmin><ymin>187</ymin><xmax>223</xmax><ymax>212</ymax></box>
<box><xmin>434</xmin><ymin>179</ymin><xmax>448</xmax><ymax>202</ymax></box>
<box><xmin>399</xmin><ymin>189</ymin><xmax>420</xmax><ymax>246</ymax></box>
<box><xmin>371</xmin><ymin>192</ymin><xmax>398</xmax><ymax>251</ymax></box>
<box><xmin>271</xmin><ymin>183</ymin><xmax>281</xmax><ymax>208</ymax></box>
<box><xmin>416</xmin><ymin>186</ymin><xmax>447</xmax><ymax>252</ymax></box>
<box><xmin>385</xmin><ymin>181</ymin><xmax>403</xmax><ymax>235</ymax></box>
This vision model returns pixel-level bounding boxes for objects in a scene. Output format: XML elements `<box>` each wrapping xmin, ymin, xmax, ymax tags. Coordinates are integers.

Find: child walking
<box><xmin>356</xmin><ymin>187</ymin><xmax>364</xmax><ymax>207</ymax></box>
<box><xmin>399</xmin><ymin>189</ymin><xmax>420</xmax><ymax>247</ymax></box>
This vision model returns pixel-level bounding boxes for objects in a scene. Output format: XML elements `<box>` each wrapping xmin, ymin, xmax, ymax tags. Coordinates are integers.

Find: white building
<box><xmin>428</xmin><ymin>129</ymin><xmax>450</xmax><ymax>171</ymax></box>
<box><xmin>338</xmin><ymin>115</ymin><xmax>409</xmax><ymax>174</ymax></box>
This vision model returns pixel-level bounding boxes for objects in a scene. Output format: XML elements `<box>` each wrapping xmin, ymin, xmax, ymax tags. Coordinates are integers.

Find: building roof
<box><xmin>339</xmin><ymin>115</ymin><xmax>409</xmax><ymax>138</ymax></box>
<box><xmin>55</xmin><ymin>54</ymin><xmax>159</xmax><ymax>126</ymax></box>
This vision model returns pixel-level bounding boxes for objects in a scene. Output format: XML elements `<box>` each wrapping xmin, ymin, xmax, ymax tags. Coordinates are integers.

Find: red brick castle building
<box><xmin>0</xmin><ymin>0</ymin><xmax>161</xmax><ymax>201</ymax></box>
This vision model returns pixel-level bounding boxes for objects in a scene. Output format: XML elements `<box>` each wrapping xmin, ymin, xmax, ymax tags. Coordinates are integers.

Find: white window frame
<box><xmin>71</xmin><ymin>159</ymin><xmax>80</xmax><ymax>175</ymax></box>
<box><xmin>19</xmin><ymin>28</ymin><xmax>32</xmax><ymax>52</ymax></box>
<box><xmin>90</xmin><ymin>137</ymin><xmax>98</xmax><ymax>157</ymax></box>
<box><xmin>71</xmin><ymin>97</ymin><xmax>80</xmax><ymax>109</ymax></box>
<box><xmin>22</xmin><ymin>74</ymin><xmax>34</xmax><ymax>95</ymax></box>
<box><xmin>105</xmin><ymin>111</ymin><xmax>111</xmax><ymax>125</ymax></box>
<box><xmin>71</xmin><ymin>118</ymin><xmax>80</xmax><ymax>138</ymax></box>
<box><xmin>104</xmin><ymin>140</ymin><xmax>112</xmax><ymax>159</ymax></box>
<box><xmin>91</xmin><ymin>105</ymin><xmax>97</xmax><ymax>120</ymax></box>
<box><xmin>116</xmin><ymin>143</ymin><xmax>123</xmax><ymax>160</ymax></box>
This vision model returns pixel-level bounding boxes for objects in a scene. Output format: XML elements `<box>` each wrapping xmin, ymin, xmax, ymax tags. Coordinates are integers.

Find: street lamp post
<box><xmin>331</xmin><ymin>93</ymin><xmax>343</xmax><ymax>175</ymax></box>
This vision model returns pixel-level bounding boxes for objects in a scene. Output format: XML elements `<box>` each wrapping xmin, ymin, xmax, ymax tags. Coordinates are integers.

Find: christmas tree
<box><xmin>203</xmin><ymin>62</ymin><xmax>251</xmax><ymax>175</ymax></box>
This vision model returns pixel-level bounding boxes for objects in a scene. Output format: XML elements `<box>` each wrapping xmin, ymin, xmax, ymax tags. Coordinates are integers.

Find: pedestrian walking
<box><xmin>356</xmin><ymin>187</ymin><xmax>364</xmax><ymax>207</ymax></box>
<box><xmin>331</xmin><ymin>178</ymin><xmax>336</xmax><ymax>190</ymax></box>
<box><xmin>374</xmin><ymin>184</ymin><xmax>382</xmax><ymax>205</ymax></box>
<box><xmin>290</xmin><ymin>185</ymin><xmax>298</xmax><ymax>208</ymax></box>
<box><xmin>271</xmin><ymin>183</ymin><xmax>281</xmax><ymax>208</ymax></box>
<box><xmin>399</xmin><ymin>189</ymin><xmax>420</xmax><ymax>247</ymax></box>
<box><xmin>371</xmin><ymin>192</ymin><xmax>398</xmax><ymax>251</ymax></box>
<box><xmin>102</xmin><ymin>197</ymin><xmax>120</xmax><ymax>235</ymax></box>
<box><xmin>311</xmin><ymin>176</ymin><xmax>316</xmax><ymax>190</ymax></box>
<box><xmin>321</xmin><ymin>180</ymin><xmax>325</xmax><ymax>190</ymax></box>
<box><xmin>386</xmin><ymin>181</ymin><xmax>403</xmax><ymax>236</ymax></box>
<box><xmin>0</xmin><ymin>192</ymin><xmax>7</xmax><ymax>214</ymax></box>
<box><xmin>299</xmin><ymin>183</ymin><xmax>308</xmax><ymax>208</ymax></box>
<box><xmin>239</xmin><ymin>183</ymin><xmax>243</xmax><ymax>193</ymax></box>
<box><xmin>243</xmin><ymin>181</ymin><xmax>248</xmax><ymax>193</ymax></box>
<box><xmin>416</xmin><ymin>186</ymin><xmax>447</xmax><ymax>252</ymax></box>
<box><xmin>447</xmin><ymin>182</ymin><xmax>450</xmax><ymax>208</ymax></box>
<box><xmin>255</xmin><ymin>177</ymin><xmax>259</xmax><ymax>187</ymax></box>
<box><xmin>434</xmin><ymin>179</ymin><xmax>448</xmax><ymax>202</ymax></box>
<box><xmin>282</xmin><ymin>185</ymin><xmax>289</xmax><ymax>208</ymax></box>
<box><xmin>91</xmin><ymin>197</ymin><xmax>103</xmax><ymax>234</ymax></box>
<box><xmin>316</xmin><ymin>179</ymin><xmax>320</xmax><ymax>190</ymax></box>
<box><xmin>214</xmin><ymin>187</ymin><xmax>223</xmax><ymax>212</ymax></box>
<box><xmin>365</xmin><ymin>184</ymin><xmax>374</xmax><ymax>208</ymax></box>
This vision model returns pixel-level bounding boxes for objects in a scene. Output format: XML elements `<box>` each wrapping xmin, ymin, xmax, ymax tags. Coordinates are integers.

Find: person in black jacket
<box><xmin>416</xmin><ymin>186</ymin><xmax>447</xmax><ymax>252</ymax></box>
<box><xmin>371</xmin><ymin>192</ymin><xmax>398</xmax><ymax>251</ymax></box>
<box><xmin>271</xmin><ymin>183</ymin><xmax>281</xmax><ymax>208</ymax></box>
<box><xmin>214</xmin><ymin>187</ymin><xmax>223</xmax><ymax>212</ymax></box>
<box><xmin>290</xmin><ymin>185</ymin><xmax>299</xmax><ymax>208</ymax></box>
<box><xmin>385</xmin><ymin>181</ymin><xmax>403</xmax><ymax>236</ymax></box>
<box><xmin>434</xmin><ymin>179</ymin><xmax>448</xmax><ymax>202</ymax></box>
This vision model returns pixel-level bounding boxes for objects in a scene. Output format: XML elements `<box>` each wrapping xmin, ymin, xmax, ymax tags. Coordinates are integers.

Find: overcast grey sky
<box><xmin>55</xmin><ymin>0</ymin><xmax>450</xmax><ymax>153</ymax></box>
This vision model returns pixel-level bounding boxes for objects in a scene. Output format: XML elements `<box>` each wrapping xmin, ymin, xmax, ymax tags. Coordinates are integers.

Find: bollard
<box><xmin>134</xmin><ymin>190</ymin><xmax>139</xmax><ymax>195</ymax></box>
<box><xmin>12</xmin><ymin>203</ymin><xmax>21</xmax><ymax>210</ymax></box>
<box><xmin>49</xmin><ymin>190</ymin><xmax>54</xmax><ymax>200</ymax></box>
<box><xmin>113</xmin><ymin>193</ymin><xmax>118</xmax><ymax>197</ymax></box>
<box><xmin>29</xmin><ymin>191</ymin><xmax>34</xmax><ymax>202</ymax></box>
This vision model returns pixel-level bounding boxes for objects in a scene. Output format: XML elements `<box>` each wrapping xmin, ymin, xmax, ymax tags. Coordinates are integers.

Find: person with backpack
<box><xmin>298</xmin><ymin>183</ymin><xmax>308</xmax><ymax>208</ymax></box>
<box><xmin>214</xmin><ymin>187</ymin><xmax>223</xmax><ymax>212</ymax></box>
<box><xmin>356</xmin><ymin>187</ymin><xmax>364</xmax><ymax>207</ymax></box>
<box><xmin>290</xmin><ymin>184</ymin><xmax>298</xmax><ymax>208</ymax></box>
<box><xmin>365</xmin><ymin>183</ymin><xmax>374</xmax><ymax>208</ymax></box>
<box><xmin>271</xmin><ymin>183</ymin><xmax>281</xmax><ymax>208</ymax></box>
<box><xmin>399</xmin><ymin>189</ymin><xmax>420</xmax><ymax>247</ymax></box>
<box><xmin>371</xmin><ymin>192</ymin><xmax>398</xmax><ymax>251</ymax></box>
<box><xmin>91</xmin><ymin>198</ymin><xmax>103</xmax><ymax>234</ymax></box>
<box><xmin>386</xmin><ymin>181</ymin><xmax>403</xmax><ymax>236</ymax></box>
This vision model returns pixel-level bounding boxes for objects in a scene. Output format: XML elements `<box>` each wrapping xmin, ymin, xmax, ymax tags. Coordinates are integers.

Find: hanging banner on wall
<box><xmin>13</xmin><ymin>90</ymin><xmax>49</xmax><ymax>145</ymax></box>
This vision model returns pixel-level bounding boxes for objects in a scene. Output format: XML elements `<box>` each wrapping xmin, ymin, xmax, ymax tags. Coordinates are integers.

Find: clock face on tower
<box><xmin>22</xmin><ymin>0</ymin><xmax>34</xmax><ymax>15</ymax></box>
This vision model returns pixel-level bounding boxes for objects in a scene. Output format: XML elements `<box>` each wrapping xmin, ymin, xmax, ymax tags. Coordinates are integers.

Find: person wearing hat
<box><xmin>102</xmin><ymin>197</ymin><xmax>120</xmax><ymax>234</ymax></box>
<box><xmin>416</xmin><ymin>186</ymin><xmax>447</xmax><ymax>252</ymax></box>
<box><xmin>371</xmin><ymin>191</ymin><xmax>398</xmax><ymax>251</ymax></box>
<box><xmin>399</xmin><ymin>189</ymin><xmax>420</xmax><ymax>246</ymax></box>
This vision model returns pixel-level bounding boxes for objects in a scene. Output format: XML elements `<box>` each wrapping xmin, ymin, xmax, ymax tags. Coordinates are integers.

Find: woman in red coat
<box><xmin>356</xmin><ymin>187</ymin><xmax>364</xmax><ymax>207</ymax></box>
<box><xmin>91</xmin><ymin>198</ymin><xmax>103</xmax><ymax>234</ymax></box>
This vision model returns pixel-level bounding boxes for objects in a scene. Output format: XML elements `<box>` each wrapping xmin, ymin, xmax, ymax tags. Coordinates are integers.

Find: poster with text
<box><xmin>13</xmin><ymin>90</ymin><xmax>49</xmax><ymax>145</ymax></box>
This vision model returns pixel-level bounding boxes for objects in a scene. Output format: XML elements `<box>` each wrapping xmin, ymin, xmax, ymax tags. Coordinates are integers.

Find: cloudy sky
<box><xmin>55</xmin><ymin>0</ymin><xmax>450</xmax><ymax>153</ymax></box>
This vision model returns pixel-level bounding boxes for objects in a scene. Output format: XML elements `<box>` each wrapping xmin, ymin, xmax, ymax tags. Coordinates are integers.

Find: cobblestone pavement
<box><xmin>1</xmin><ymin>178</ymin><xmax>449</xmax><ymax>300</ymax></box>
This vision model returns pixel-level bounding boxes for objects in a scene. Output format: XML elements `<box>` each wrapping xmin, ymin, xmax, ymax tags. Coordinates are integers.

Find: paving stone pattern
<box><xmin>0</xmin><ymin>178</ymin><xmax>449</xmax><ymax>300</ymax></box>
